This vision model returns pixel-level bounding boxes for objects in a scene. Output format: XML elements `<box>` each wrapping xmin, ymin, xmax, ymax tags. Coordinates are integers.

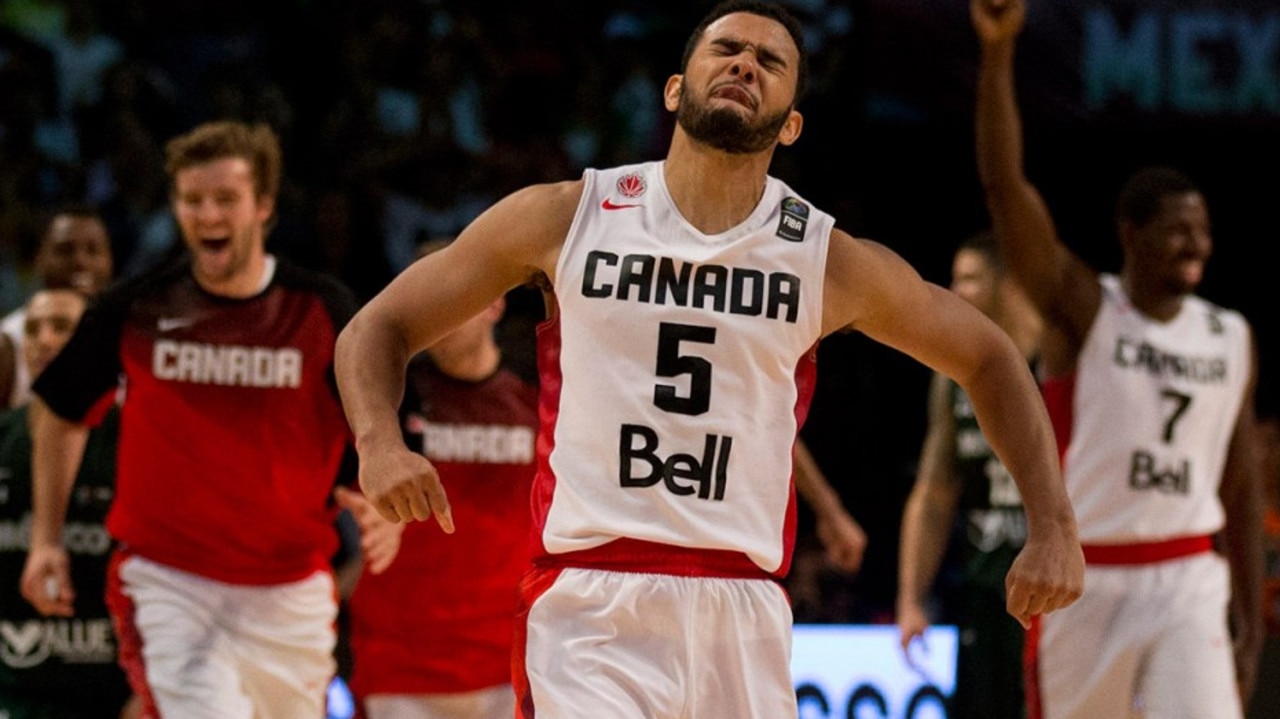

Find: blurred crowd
<box><xmin>0</xmin><ymin>0</ymin><xmax>853</xmax><ymax>309</ymax></box>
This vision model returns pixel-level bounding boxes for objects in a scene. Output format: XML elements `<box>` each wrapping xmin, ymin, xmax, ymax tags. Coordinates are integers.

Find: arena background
<box><xmin>1</xmin><ymin>0</ymin><xmax>1275</xmax><ymax>621</ymax></box>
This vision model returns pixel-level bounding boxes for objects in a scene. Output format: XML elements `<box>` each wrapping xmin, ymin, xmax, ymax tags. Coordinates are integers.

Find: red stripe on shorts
<box><xmin>513</xmin><ymin>566</ymin><xmax>563</xmax><ymax>719</ymax></box>
<box><xmin>105</xmin><ymin>548</ymin><xmax>160</xmax><ymax>718</ymax></box>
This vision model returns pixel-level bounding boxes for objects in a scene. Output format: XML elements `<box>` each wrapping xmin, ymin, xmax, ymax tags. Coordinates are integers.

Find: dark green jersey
<box><xmin>949</xmin><ymin>379</ymin><xmax>1027</xmax><ymax>590</ymax></box>
<box><xmin>946</xmin><ymin>379</ymin><xmax>1028</xmax><ymax>719</ymax></box>
<box><xmin>0</xmin><ymin>405</ymin><xmax>131</xmax><ymax>717</ymax></box>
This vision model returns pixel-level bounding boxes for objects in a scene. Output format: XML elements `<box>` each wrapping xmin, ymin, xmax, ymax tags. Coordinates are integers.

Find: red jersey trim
<box><xmin>1081</xmin><ymin>534</ymin><xmax>1213</xmax><ymax>565</ymax></box>
<box><xmin>105</xmin><ymin>548</ymin><xmax>160</xmax><ymax>718</ymax></box>
<box><xmin>514</xmin><ymin>566</ymin><xmax>562</xmax><ymax>719</ymax></box>
<box><xmin>533</xmin><ymin>537</ymin><xmax>778</xmax><ymax>580</ymax></box>
<box><xmin>1039</xmin><ymin>372</ymin><xmax>1075</xmax><ymax>468</ymax></box>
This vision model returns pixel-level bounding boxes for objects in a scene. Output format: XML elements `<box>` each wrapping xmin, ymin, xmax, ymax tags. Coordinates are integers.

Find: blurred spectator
<box><xmin>47</xmin><ymin>1</ymin><xmax>123</xmax><ymax>120</ymax></box>
<box><xmin>0</xmin><ymin>287</ymin><xmax>139</xmax><ymax>719</ymax></box>
<box><xmin>0</xmin><ymin>203</ymin><xmax>113</xmax><ymax>408</ymax></box>
<box><xmin>80</xmin><ymin>115</ymin><xmax>171</xmax><ymax>278</ymax></box>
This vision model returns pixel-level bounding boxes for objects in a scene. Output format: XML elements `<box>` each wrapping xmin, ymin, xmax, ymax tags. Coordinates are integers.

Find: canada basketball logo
<box><xmin>602</xmin><ymin>172</ymin><xmax>647</xmax><ymax>210</ymax></box>
<box><xmin>616</xmin><ymin>173</ymin><xmax>646</xmax><ymax>198</ymax></box>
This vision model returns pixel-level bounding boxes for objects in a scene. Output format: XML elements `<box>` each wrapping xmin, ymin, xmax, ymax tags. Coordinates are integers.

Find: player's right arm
<box><xmin>972</xmin><ymin>0</ymin><xmax>1098</xmax><ymax>356</ymax></box>
<box><xmin>20</xmin><ymin>397</ymin><xmax>90</xmax><ymax>617</ymax></box>
<box><xmin>897</xmin><ymin>371</ymin><xmax>961</xmax><ymax>652</ymax></box>
<box><xmin>335</xmin><ymin>180</ymin><xmax>581</xmax><ymax>527</ymax></box>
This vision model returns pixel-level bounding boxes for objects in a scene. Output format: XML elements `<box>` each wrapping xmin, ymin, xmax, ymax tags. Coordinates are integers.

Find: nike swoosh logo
<box><xmin>157</xmin><ymin>317</ymin><xmax>195</xmax><ymax>332</ymax></box>
<box><xmin>601</xmin><ymin>199</ymin><xmax>642</xmax><ymax>210</ymax></box>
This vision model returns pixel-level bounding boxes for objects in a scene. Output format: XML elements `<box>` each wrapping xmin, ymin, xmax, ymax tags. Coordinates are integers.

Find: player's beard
<box><xmin>676</xmin><ymin>83</ymin><xmax>790</xmax><ymax>155</ymax></box>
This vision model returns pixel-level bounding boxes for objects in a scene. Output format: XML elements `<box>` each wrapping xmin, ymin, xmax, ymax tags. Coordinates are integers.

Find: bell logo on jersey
<box><xmin>153</xmin><ymin>339</ymin><xmax>303</xmax><ymax>388</ymax></box>
<box><xmin>618</xmin><ymin>423</ymin><xmax>731</xmax><ymax>501</ymax></box>
<box><xmin>1128</xmin><ymin>449</ymin><xmax>1190</xmax><ymax>494</ymax></box>
<box><xmin>777</xmin><ymin>197</ymin><xmax>809</xmax><ymax>242</ymax></box>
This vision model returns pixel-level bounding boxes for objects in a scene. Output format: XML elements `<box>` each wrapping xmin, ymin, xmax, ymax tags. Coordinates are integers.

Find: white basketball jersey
<box><xmin>537</xmin><ymin>161</ymin><xmax>832</xmax><ymax>575</ymax></box>
<box><xmin>1049</xmin><ymin>274</ymin><xmax>1249</xmax><ymax>543</ymax></box>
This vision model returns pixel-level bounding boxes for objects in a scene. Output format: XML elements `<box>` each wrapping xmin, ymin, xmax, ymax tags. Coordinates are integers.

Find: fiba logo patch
<box><xmin>777</xmin><ymin>197</ymin><xmax>809</xmax><ymax>242</ymax></box>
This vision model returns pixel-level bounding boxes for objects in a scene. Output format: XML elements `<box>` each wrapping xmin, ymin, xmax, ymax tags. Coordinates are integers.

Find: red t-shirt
<box><xmin>347</xmin><ymin>359</ymin><xmax>538</xmax><ymax>695</ymax></box>
<box><xmin>35</xmin><ymin>257</ymin><xmax>357</xmax><ymax>585</ymax></box>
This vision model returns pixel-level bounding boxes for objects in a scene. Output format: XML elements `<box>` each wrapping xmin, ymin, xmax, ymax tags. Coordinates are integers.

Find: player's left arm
<box><xmin>1218</xmin><ymin>329</ymin><xmax>1264</xmax><ymax>703</ymax></box>
<box><xmin>823</xmin><ymin>229</ymin><xmax>1083</xmax><ymax>626</ymax></box>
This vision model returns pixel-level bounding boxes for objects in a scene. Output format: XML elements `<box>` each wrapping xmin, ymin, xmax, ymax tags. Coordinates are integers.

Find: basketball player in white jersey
<box><xmin>972</xmin><ymin>1</ymin><xmax>1264</xmax><ymax>717</ymax></box>
<box><xmin>336</xmin><ymin>2</ymin><xmax>1084</xmax><ymax>716</ymax></box>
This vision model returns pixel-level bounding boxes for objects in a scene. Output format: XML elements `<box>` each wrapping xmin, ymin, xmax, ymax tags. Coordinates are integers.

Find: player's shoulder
<box><xmin>271</xmin><ymin>256</ymin><xmax>361</xmax><ymax>322</ymax></box>
<box><xmin>91</xmin><ymin>254</ymin><xmax>191</xmax><ymax>313</ymax></box>
<box><xmin>826</xmin><ymin>228</ymin><xmax>902</xmax><ymax>270</ymax></box>
<box><xmin>1187</xmin><ymin>291</ymin><xmax>1245</xmax><ymax>319</ymax></box>
<box><xmin>474</xmin><ymin>178</ymin><xmax>586</xmax><ymax>269</ymax></box>
<box><xmin>1186</xmin><ymin>292</ymin><xmax>1253</xmax><ymax>339</ymax></box>
<box><xmin>501</xmin><ymin>177</ymin><xmax>586</xmax><ymax>216</ymax></box>
<box><xmin>272</xmin><ymin>256</ymin><xmax>354</xmax><ymax>295</ymax></box>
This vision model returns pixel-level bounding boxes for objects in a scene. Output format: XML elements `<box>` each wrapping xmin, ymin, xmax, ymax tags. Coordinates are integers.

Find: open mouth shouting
<box><xmin>199</xmin><ymin>237</ymin><xmax>233</xmax><ymax>253</ymax></box>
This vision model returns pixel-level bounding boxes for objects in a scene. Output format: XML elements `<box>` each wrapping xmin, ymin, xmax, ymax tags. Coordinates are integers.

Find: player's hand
<box><xmin>816</xmin><ymin>510</ymin><xmax>867</xmax><ymax>574</ymax></box>
<box><xmin>20</xmin><ymin>543</ymin><xmax>76</xmax><ymax>617</ymax></box>
<box><xmin>334</xmin><ymin>486</ymin><xmax>406</xmax><ymax>574</ymax></box>
<box><xmin>896</xmin><ymin>597</ymin><xmax>930</xmax><ymax>658</ymax></box>
<box><xmin>971</xmin><ymin>0</ymin><xmax>1026</xmax><ymax>45</ymax></box>
<box><xmin>358</xmin><ymin>443</ymin><xmax>454</xmax><ymax>532</ymax></box>
<box><xmin>1003</xmin><ymin>522</ymin><xmax>1084</xmax><ymax>628</ymax></box>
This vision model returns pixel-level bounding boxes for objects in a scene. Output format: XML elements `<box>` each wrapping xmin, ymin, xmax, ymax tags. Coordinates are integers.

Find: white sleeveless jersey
<box><xmin>1049</xmin><ymin>274</ymin><xmax>1249</xmax><ymax>543</ymax></box>
<box><xmin>537</xmin><ymin>161</ymin><xmax>832</xmax><ymax>575</ymax></box>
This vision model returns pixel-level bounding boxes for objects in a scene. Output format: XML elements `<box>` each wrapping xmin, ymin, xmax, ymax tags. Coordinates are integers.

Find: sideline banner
<box><xmin>792</xmin><ymin>624</ymin><xmax>957</xmax><ymax>719</ymax></box>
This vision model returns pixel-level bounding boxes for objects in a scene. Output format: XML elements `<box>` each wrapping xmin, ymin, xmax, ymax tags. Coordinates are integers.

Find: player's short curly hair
<box><xmin>1116</xmin><ymin>167</ymin><xmax>1200</xmax><ymax>228</ymax></box>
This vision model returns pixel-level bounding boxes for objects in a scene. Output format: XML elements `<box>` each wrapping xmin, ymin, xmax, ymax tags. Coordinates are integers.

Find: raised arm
<box><xmin>824</xmin><ymin>230</ymin><xmax>1082</xmax><ymax>625</ymax></box>
<box><xmin>19</xmin><ymin>398</ymin><xmax>90</xmax><ymax>617</ymax></box>
<box><xmin>897</xmin><ymin>372</ymin><xmax>961</xmax><ymax>652</ymax></box>
<box><xmin>335</xmin><ymin>180</ymin><xmax>579</xmax><ymax>527</ymax></box>
<box><xmin>972</xmin><ymin>0</ymin><xmax>1098</xmax><ymax>354</ymax></box>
